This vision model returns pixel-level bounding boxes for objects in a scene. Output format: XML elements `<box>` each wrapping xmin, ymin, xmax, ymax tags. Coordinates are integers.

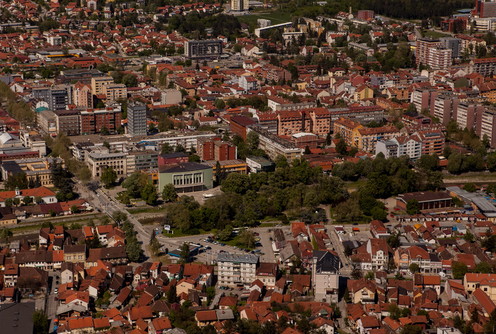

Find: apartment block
<box><xmin>230</xmin><ymin>0</ymin><xmax>249</xmax><ymax>11</ymax></box>
<box><xmin>433</xmin><ymin>93</ymin><xmax>459</xmax><ymax>125</ymax></box>
<box><xmin>80</xmin><ymin>105</ymin><xmax>122</xmax><ymax>135</ymax></box>
<box><xmin>127</xmin><ymin>102</ymin><xmax>147</xmax><ymax>137</ymax></box>
<box><xmin>356</xmin><ymin>126</ymin><xmax>400</xmax><ymax>153</ymax></box>
<box><xmin>86</xmin><ymin>150</ymin><xmax>128</xmax><ymax>177</ymax></box>
<box><xmin>277</xmin><ymin>111</ymin><xmax>305</xmax><ymax>136</ymax></box>
<box><xmin>333</xmin><ymin>117</ymin><xmax>363</xmax><ymax>147</ymax></box>
<box><xmin>471</xmin><ymin>57</ymin><xmax>496</xmax><ymax>77</ymax></box>
<box><xmin>255</xmin><ymin>112</ymin><xmax>278</xmax><ymax>135</ymax></box>
<box><xmin>248</xmin><ymin>126</ymin><xmax>302</xmax><ymax>161</ymax></box>
<box><xmin>73</xmin><ymin>82</ymin><xmax>93</xmax><ymax>109</ymax></box>
<box><xmin>376</xmin><ymin>135</ymin><xmax>422</xmax><ymax>160</ymax></box>
<box><xmin>217</xmin><ymin>253</ymin><xmax>258</xmax><ymax>288</ymax></box>
<box><xmin>33</xmin><ymin>85</ymin><xmax>73</xmax><ymax>111</ymax></box>
<box><xmin>416</xmin><ymin>39</ymin><xmax>452</xmax><ymax>70</ymax></box>
<box><xmin>479</xmin><ymin>108</ymin><xmax>496</xmax><ymax>147</ymax></box>
<box><xmin>54</xmin><ymin>110</ymin><xmax>81</xmax><ymax>136</ymax></box>
<box><xmin>415</xmin><ymin>130</ymin><xmax>445</xmax><ymax>156</ymax></box>
<box><xmin>310</xmin><ymin>108</ymin><xmax>332</xmax><ymax>136</ymax></box>
<box><xmin>197</xmin><ymin>139</ymin><xmax>237</xmax><ymax>161</ymax></box>
<box><xmin>126</xmin><ymin>150</ymin><xmax>158</xmax><ymax>174</ymax></box>
<box><xmin>91</xmin><ymin>76</ymin><xmax>114</xmax><ymax>96</ymax></box>
<box><xmin>103</xmin><ymin>83</ymin><xmax>127</xmax><ymax>101</ymax></box>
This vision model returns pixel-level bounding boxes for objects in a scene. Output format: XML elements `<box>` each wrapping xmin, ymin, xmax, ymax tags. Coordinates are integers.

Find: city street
<box><xmin>47</xmin><ymin>273</ymin><xmax>59</xmax><ymax>332</ymax></box>
<box><xmin>75</xmin><ymin>182</ymin><xmax>152</xmax><ymax>258</ymax></box>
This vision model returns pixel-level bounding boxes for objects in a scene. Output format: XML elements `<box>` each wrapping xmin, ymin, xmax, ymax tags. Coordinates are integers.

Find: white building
<box><xmin>375</xmin><ymin>135</ymin><xmax>422</xmax><ymax>160</ymax></box>
<box><xmin>312</xmin><ymin>250</ymin><xmax>341</xmax><ymax>303</ymax></box>
<box><xmin>217</xmin><ymin>253</ymin><xmax>258</xmax><ymax>288</ymax></box>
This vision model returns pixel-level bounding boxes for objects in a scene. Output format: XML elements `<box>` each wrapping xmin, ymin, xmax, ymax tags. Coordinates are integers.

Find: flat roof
<box><xmin>217</xmin><ymin>253</ymin><xmax>259</xmax><ymax>264</ymax></box>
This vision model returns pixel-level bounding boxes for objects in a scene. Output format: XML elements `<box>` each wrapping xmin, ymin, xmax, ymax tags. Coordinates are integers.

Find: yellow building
<box><xmin>1</xmin><ymin>157</ymin><xmax>63</xmax><ymax>187</ymax></box>
<box><xmin>355</xmin><ymin>126</ymin><xmax>400</xmax><ymax>152</ymax></box>
<box><xmin>204</xmin><ymin>159</ymin><xmax>248</xmax><ymax>181</ymax></box>
<box><xmin>91</xmin><ymin>76</ymin><xmax>114</xmax><ymax>96</ymax></box>
<box><xmin>353</xmin><ymin>85</ymin><xmax>374</xmax><ymax>101</ymax></box>
<box><xmin>103</xmin><ymin>83</ymin><xmax>127</xmax><ymax>101</ymax></box>
<box><xmin>333</xmin><ymin>117</ymin><xmax>363</xmax><ymax>147</ymax></box>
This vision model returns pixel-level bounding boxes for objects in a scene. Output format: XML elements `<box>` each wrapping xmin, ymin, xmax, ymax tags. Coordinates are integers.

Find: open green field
<box><xmin>237</xmin><ymin>9</ymin><xmax>294</xmax><ymax>29</ymax></box>
<box><xmin>443</xmin><ymin>172</ymin><xmax>496</xmax><ymax>183</ymax></box>
<box><xmin>422</xmin><ymin>30</ymin><xmax>450</xmax><ymax>38</ymax></box>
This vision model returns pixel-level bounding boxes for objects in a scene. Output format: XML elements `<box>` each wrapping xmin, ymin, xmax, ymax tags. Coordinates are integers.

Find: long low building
<box><xmin>396</xmin><ymin>191</ymin><xmax>453</xmax><ymax>211</ymax></box>
<box><xmin>247</xmin><ymin>125</ymin><xmax>302</xmax><ymax>162</ymax></box>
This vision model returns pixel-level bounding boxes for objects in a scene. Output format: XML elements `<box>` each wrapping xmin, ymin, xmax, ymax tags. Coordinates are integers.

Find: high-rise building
<box><xmin>416</xmin><ymin>38</ymin><xmax>452</xmax><ymax>70</ymax></box>
<box><xmin>127</xmin><ymin>102</ymin><xmax>147</xmax><ymax>137</ymax></box>
<box><xmin>231</xmin><ymin>0</ymin><xmax>249</xmax><ymax>11</ymax></box>
<box><xmin>33</xmin><ymin>85</ymin><xmax>73</xmax><ymax>111</ymax></box>
<box><xmin>73</xmin><ymin>82</ymin><xmax>93</xmax><ymax>109</ymax></box>
<box><xmin>80</xmin><ymin>105</ymin><xmax>122</xmax><ymax>135</ymax></box>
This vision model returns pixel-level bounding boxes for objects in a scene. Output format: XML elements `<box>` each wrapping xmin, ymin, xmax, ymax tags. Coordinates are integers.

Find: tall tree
<box><xmin>162</xmin><ymin>184</ymin><xmax>178</xmax><ymax>203</ymax></box>
<box><xmin>101</xmin><ymin>167</ymin><xmax>117</xmax><ymax>188</ymax></box>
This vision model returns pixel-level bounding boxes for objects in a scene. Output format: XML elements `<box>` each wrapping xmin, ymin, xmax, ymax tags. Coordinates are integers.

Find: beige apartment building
<box><xmin>91</xmin><ymin>76</ymin><xmax>114</xmax><ymax>96</ymax></box>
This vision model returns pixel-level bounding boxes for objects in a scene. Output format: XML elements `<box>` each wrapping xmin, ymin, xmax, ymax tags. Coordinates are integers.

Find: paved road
<box><xmin>328</xmin><ymin>227</ymin><xmax>353</xmax><ymax>276</ymax></box>
<box><xmin>47</xmin><ymin>273</ymin><xmax>58</xmax><ymax>332</ymax></box>
<box><xmin>75</xmin><ymin>182</ymin><xmax>152</xmax><ymax>259</ymax></box>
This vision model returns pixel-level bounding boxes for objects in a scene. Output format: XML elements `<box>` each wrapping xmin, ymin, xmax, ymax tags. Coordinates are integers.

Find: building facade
<box><xmin>127</xmin><ymin>102</ymin><xmax>147</xmax><ymax>137</ymax></box>
<box><xmin>217</xmin><ymin>253</ymin><xmax>258</xmax><ymax>288</ymax></box>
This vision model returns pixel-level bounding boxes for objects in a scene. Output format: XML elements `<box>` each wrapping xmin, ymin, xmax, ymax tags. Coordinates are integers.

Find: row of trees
<box><xmin>120</xmin><ymin>215</ymin><xmax>143</xmax><ymax>262</ymax></box>
<box><xmin>0</xmin><ymin>81</ymin><xmax>35</xmax><ymax>125</ymax></box>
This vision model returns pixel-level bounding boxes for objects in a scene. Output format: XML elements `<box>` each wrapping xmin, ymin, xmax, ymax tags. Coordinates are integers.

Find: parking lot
<box><xmin>156</xmin><ymin>225</ymin><xmax>279</xmax><ymax>265</ymax></box>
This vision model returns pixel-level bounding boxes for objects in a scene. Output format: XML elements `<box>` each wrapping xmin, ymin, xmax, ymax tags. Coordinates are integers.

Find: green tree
<box><xmin>126</xmin><ymin>239</ymin><xmax>142</xmax><ymax>262</ymax></box>
<box><xmin>246</xmin><ymin>131</ymin><xmax>260</xmax><ymax>151</ymax></box>
<box><xmin>416</xmin><ymin>154</ymin><xmax>439</xmax><ymax>171</ymax></box>
<box><xmin>5</xmin><ymin>172</ymin><xmax>28</xmax><ymax>190</ymax></box>
<box><xmin>335</xmin><ymin>138</ymin><xmax>348</xmax><ymax>156</ymax></box>
<box><xmin>122</xmin><ymin>172</ymin><xmax>149</xmax><ymax>198</ymax></box>
<box><xmin>162</xmin><ymin>184</ymin><xmax>178</xmax><ymax>203</ymax></box>
<box><xmin>214</xmin><ymin>99</ymin><xmax>226</xmax><ymax>109</ymax></box>
<box><xmin>406</xmin><ymin>199</ymin><xmax>420</xmax><ymax>215</ymax></box>
<box><xmin>221</xmin><ymin>173</ymin><xmax>251</xmax><ymax>194</ymax></box>
<box><xmin>150</xmin><ymin>232</ymin><xmax>161</xmax><ymax>256</ymax></box>
<box><xmin>238</xmin><ymin>230</ymin><xmax>256</xmax><ymax>249</ymax></box>
<box><xmin>463</xmin><ymin>183</ymin><xmax>477</xmax><ymax>192</ymax></box>
<box><xmin>400</xmin><ymin>325</ymin><xmax>422</xmax><ymax>334</ymax></box>
<box><xmin>452</xmin><ymin>261</ymin><xmax>468</xmax><ymax>279</ymax></box>
<box><xmin>112</xmin><ymin>211</ymin><xmax>128</xmax><ymax>224</ymax></box>
<box><xmin>101</xmin><ymin>167</ymin><xmax>117</xmax><ymax>188</ymax></box>
<box><xmin>409</xmin><ymin>263</ymin><xmax>420</xmax><ymax>273</ymax></box>
<box><xmin>33</xmin><ymin>310</ymin><xmax>49</xmax><ymax>334</ymax></box>
<box><xmin>141</xmin><ymin>182</ymin><xmax>158</xmax><ymax>205</ymax></box>
<box><xmin>23</xmin><ymin>196</ymin><xmax>33</xmax><ymax>205</ymax></box>
<box><xmin>0</xmin><ymin>228</ymin><xmax>12</xmax><ymax>242</ymax></box>
<box><xmin>122</xmin><ymin>74</ymin><xmax>138</xmax><ymax>87</ymax></box>
<box><xmin>334</xmin><ymin>198</ymin><xmax>363</xmax><ymax>222</ymax></box>
<box><xmin>180</xmin><ymin>242</ymin><xmax>190</xmax><ymax>263</ymax></box>
<box><xmin>161</xmin><ymin>143</ymin><xmax>174</xmax><ymax>154</ymax></box>
<box><xmin>475</xmin><ymin>261</ymin><xmax>493</xmax><ymax>273</ymax></box>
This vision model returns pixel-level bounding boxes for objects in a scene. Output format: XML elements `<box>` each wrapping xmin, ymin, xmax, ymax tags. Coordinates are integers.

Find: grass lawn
<box><xmin>224</xmin><ymin>235</ymin><xmax>255</xmax><ymax>250</ymax></box>
<box><xmin>422</xmin><ymin>30</ymin><xmax>450</xmax><ymax>38</ymax></box>
<box><xmin>162</xmin><ymin>229</ymin><xmax>212</xmax><ymax>238</ymax></box>
<box><xmin>238</xmin><ymin>9</ymin><xmax>294</xmax><ymax>29</ymax></box>
<box><xmin>128</xmin><ymin>207</ymin><xmax>167</xmax><ymax>214</ymax></box>
<box><xmin>345</xmin><ymin>179</ymin><xmax>367</xmax><ymax>191</ymax></box>
<box><xmin>443</xmin><ymin>172</ymin><xmax>496</xmax><ymax>182</ymax></box>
